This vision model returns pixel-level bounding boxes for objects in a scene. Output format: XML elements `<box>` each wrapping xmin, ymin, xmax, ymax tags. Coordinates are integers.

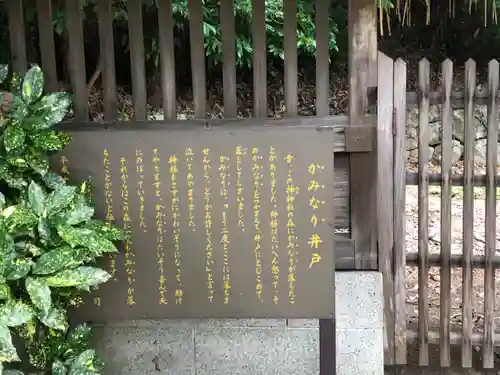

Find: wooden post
<box><xmin>348</xmin><ymin>0</ymin><xmax>384</xmax><ymax>362</ymax></box>
<box><xmin>378</xmin><ymin>52</ymin><xmax>395</xmax><ymax>365</ymax></box>
<box><xmin>348</xmin><ymin>1</ymin><xmax>378</xmax><ymax>269</ymax></box>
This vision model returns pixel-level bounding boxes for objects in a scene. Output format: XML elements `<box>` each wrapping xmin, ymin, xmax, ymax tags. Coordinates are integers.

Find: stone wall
<box><xmin>405</xmin><ymin>104</ymin><xmax>500</xmax><ymax>166</ymax></box>
<box><xmin>93</xmin><ymin>272</ymin><xmax>384</xmax><ymax>375</ymax></box>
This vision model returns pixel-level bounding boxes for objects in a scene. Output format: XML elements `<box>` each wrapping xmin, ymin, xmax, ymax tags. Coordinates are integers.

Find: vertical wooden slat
<box><xmin>97</xmin><ymin>0</ymin><xmax>117</xmax><ymax>121</ymax></box>
<box><xmin>483</xmin><ymin>59</ymin><xmax>499</xmax><ymax>369</ymax></box>
<box><xmin>127</xmin><ymin>0</ymin><xmax>147</xmax><ymax>121</ymax></box>
<box><xmin>65</xmin><ymin>0</ymin><xmax>88</xmax><ymax>121</ymax></box>
<box><xmin>349</xmin><ymin>0</ymin><xmax>378</xmax><ymax>271</ymax></box>
<box><xmin>188</xmin><ymin>0</ymin><xmax>207</xmax><ymax>119</ymax></box>
<box><xmin>440</xmin><ymin>59</ymin><xmax>453</xmax><ymax>368</ymax></box>
<box><xmin>348</xmin><ymin>0</ymin><xmax>377</xmax><ymax>119</ymax></box>
<box><xmin>315</xmin><ymin>0</ymin><xmax>329</xmax><ymax>117</ymax></box>
<box><xmin>284</xmin><ymin>0</ymin><xmax>297</xmax><ymax>116</ymax></box>
<box><xmin>461</xmin><ymin>58</ymin><xmax>475</xmax><ymax>368</ymax></box>
<box><xmin>377</xmin><ymin>51</ymin><xmax>395</xmax><ymax>365</ymax></box>
<box><xmin>6</xmin><ymin>0</ymin><xmax>27</xmax><ymax>74</ymax></box>
<box><xmin>316</xmin><ymin>0</ymin><xmax>332</xmax><ymax>369</ymax></box>
<box><xmin>220</xmin><ymin>0</ymin><xmax>237</xmax><ymax>118</ymax></box>
<box><xmin>417</xmin><ymin>58</ymin><xmax>430</xmax><ymax>367</ymax></box>
<box><xmin>319</xmin><ymin>149</ymin><xmax>335</xmax><ymax>375</ymax></box>
<box><xmin>393</xmin><ymin>58</ymin><xmax>407</xmax><ymax>365</ymax></box>
<box><xmin>36</xmin><ymin>0</ymin><xmax>58</xmax><ymax>92</ymax></box>
<box><xmin>251</xmin><ymin>0</ymin><xmax>267</xmax><ymax>118</ymax></box>
<box><xmin>158</xmin><ymin>0</ymin><xmax>177</xmax><ymax>120</ymax></box>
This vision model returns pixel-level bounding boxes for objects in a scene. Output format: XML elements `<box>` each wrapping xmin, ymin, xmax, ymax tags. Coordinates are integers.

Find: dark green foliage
<box><xmin>0</xmin><ymin>65</ymin><xmax>126</xmax><ymax>375</ymax></box>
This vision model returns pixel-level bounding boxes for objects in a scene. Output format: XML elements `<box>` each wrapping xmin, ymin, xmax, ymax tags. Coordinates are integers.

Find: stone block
<box><xmin>95</xmin><ymin>325</ymin><xmax>195</xmax><ymax>375</ymax></box>
<box><xmin>194</xmin><ymin>327</ymin><xmax>319</xmax><ymax>375</ymax></box>
<box><xmin>335</xmin><ymin>272</ymin><xmax>383</xmax><ymax>330</ymax></box>
<box><xmin>336</xmin><ymin>329</ymin><xmax>383</xmax><ymax>375</ymax></box>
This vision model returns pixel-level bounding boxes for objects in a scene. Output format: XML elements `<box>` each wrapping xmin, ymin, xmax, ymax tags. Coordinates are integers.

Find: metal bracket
<box><xmin>345</xmin><ymin>126</ymin><xmax>374</xmax><ymax>153</ymax></box>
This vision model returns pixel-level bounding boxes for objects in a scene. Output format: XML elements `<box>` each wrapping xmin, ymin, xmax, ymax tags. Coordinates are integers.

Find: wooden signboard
<box><xmin>57</xmin><ymin>122</ymin><xmax>335</xmax><ymax>321</ymax></box>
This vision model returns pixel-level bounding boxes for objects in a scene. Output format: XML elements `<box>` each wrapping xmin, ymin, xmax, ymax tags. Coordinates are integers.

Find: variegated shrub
<box><xmin>0</xmin><ymin>65</ymin><xmax>126</xmax><ymax>375</ymax></box>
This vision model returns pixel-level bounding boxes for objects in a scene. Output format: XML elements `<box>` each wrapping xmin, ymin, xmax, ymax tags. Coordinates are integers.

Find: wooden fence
<box><xmin>4</xmin><ymin>0</ymin><xmax>499</xmax><ymax>371</ymax></box>
<box><xmin>3</xmin><ymin>0</ymin><xmax>335</xmax><ymax>121</ymax></box>
<box><xmin>1</xmin><ymin>2</ymin><xmax>375</xmax><ymax>375</ymax></box>
<box><xmin>381</xmin><ymin>52</ymin><xmax>499</xmax><ymax>369</ymax></box>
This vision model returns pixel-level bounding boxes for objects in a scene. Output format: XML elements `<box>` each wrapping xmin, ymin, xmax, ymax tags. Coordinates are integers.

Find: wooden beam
<box><xmin>348</xmin><ymin>0</ymin><xmax>386</xmax><ymax>363</ymax></box>
<box><xmin>348</xmin><ymin>0</ymin><xmax>378</xmax><ymax>267</ymax></box>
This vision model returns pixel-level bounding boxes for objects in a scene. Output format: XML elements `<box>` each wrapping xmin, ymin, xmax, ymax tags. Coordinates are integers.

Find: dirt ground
<box><xmin>403</xmin><ymin>184</ymin><xmax>500</xmax><ymax>369</ymax></box>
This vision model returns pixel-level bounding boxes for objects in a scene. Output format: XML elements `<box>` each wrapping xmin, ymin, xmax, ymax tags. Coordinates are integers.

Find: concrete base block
<box><xmin>94</xmin><ymin>272</ymin><xmax>383</xmax><ymax>375</ymax></box>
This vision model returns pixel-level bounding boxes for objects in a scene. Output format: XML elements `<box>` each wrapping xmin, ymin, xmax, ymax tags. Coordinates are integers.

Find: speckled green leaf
<box><xmin>42</xmin><ymin>171</ymin><xmax>66</xmax><ymax>189</ymax></box>
<box><xmin>57</xmin><ymin>226</ymin><xmax>117</xmax><ymax>255</ymax></box>
<box><xmin>69</xmin><ymin>349</ymin><xmax>98</xmax><ymax>375</ymax></box>
<box><xmin>29</xmin><ymin>131</ymin><xmax>71</xmax><ymax>151</ymax></box>
<box><xmin>0</xmin><ymin>254</ymin><xmax>4</xmax><ymax>284</ymax></box>
<box><xmin>25</xmin><ymin>277</ymin><xmax>51</xmax><ymax>315</ymax></box>
<box><xmin>26</xmin><ymin>151</ymin><xmax>49</xmax><ymax>176</ymax></box>
<box><xmin>0</xmin><ymin>193</ymin><xmax>5</xmax><ymax>212</ymax></box>
<box><xmin>0</xmin><ymin>300</ymin><xmax>33</xmax><ymax>327</ymax></box>
<box><xmin>52</xmin><ymin>359</ymin><xmax>67</xmax><ymax>375</ymax></box>
<box><xmin>0</xmin><ymin>65</ymin><xmax>9</xmax><ymax>84</ymax></box>
<box><xmin>44</xmin><ymin>267</ymin><xmax>110</xmax><ymax>291</ymax></box>
<box><xmin>57</xmin><ymin>226</ymin><xmax>93</xmax><ymax>248</ymax></box>
<box><xmin>4</xmin><ymin>126</ymin><xmax>25</xmax><ymax>152</ymax></box>
<box><xmin>0</xmin><ymin>285</ymin><xmax>10</xmax><ymax>300</ymax></box>
<box><xmin>84</xmin><ymin>220</ymin><xmax>128</xmax><ymax>242</ymax></box>
<box><xmin>88</xmin><ymin>232</ymin><xmax>117</xmax><ymax>254</ymax></box>
<box><xmin>9</xmin><ymin>74</ymin><xmax>21</xmax><ymax>96</ymax></box>
<box><xmin>5</xmin><ymin>258</ymin><xmax>34</xmax><ymax>281</ymax></box>
<box><xmin>7</xmin><ymin>99</ymin><xmax>27</xmax><ymax>129</ymax></box>
<box><xmin>0</xmin><ymin>231</ymin><xmax>14</xmax><ymax>256</ymax></box>
<box><xmin>46</xmin><ymin>185</ymin><xmax>76</xmax><ymax>214</ymax></box>
<box><xmin>32</xmin><ymin>92</ymin><xmax>72</xmax><ymax>129</ymax></box>
<box><xmin>28</xmin><ymin>181</ymin><xmax>45</xmax><ymax>216</ymax></box>
<box><xmin>37</xmin><ymin>218</ymin><xmax>53</xmax><ymax>242</ymax></box>
<box><xmin>3</xmin><ymin>369</ymin><xmax>24</xmax><ymax>375</ymax></box>
<box><xmin>2</xmin><ymin>174</ymin><xmax>27</xmax><ymax>190</ymax></box>
<box><xmin>38</xmin><ymin>306</ymin><xmax>67</xmax><ymax>331</ymax></box>
<box><xmin>79</xmin><ymin>180</ymin><xmax>91</xmax><ymax>194</ymax></box>
<box><xmin>6</xmin><ymin>157</ymin><xmax>27</xmax><ymax>169</ymax></box>
<box><xmin>21</xmin><ymin>113</ymin><xmax>54</xmax><ymax>132</ymax></box>
<box><xmin>1</xmin><ymin>207</ymin><xmax>16</xmax><ymax>220</ymax></box>
<box><xmin>0</xmin><ymin>325</ymin><xmax>19</xmax><ymax>362</ymax></box>
<box><xmin>5</xmin><ymin>205</ymin><xmax>37</xmax><ymax>230</ymax></box>
<box><xmin>23</xmin><ymin>242</ymin><xmax>42</xmax><ymax>257</ymax></box>
<box><xmin>0</xmin><ymin>161</ymin><xmax>8</xmax><ymax>176</ymax></box>
<box><xmin>35</xmin><ymin>91</ymin><xmax>70</xmax><ymax>110</ymax></box>
<box><xmin>22</xmin><ymin>66</ymin><xmax>44</xmax><ymax>104</ymax></box>
<box><xmin>67</xmin><ymin>323</ymin><xmax>93</xmax><ymax>346</ymax></box>
<box><xmin>66</xmin><ymin>199</ymin><xmax>94</xmax><ymax>226</ymax></box>
<box><xmin>33</xmin><ymin>246</ymin><xmax>86</xmax><ymax>275</ymax></box>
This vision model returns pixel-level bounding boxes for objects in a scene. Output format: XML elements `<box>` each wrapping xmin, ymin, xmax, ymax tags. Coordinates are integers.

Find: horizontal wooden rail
<box><xmin>369</xmin><ymin>89</ymin><xmax>500</xmax><ymax>106</ymax></box>
<box><xmin>405</xmin><ymin>89</ymin><xmax>500</xmax><ymax>106</ymax></box>
<box><xmin>406</xmin><ymin>172</ymin><xmax>500</xmax><ymax>187</ymax></box>
<box><xmin>59</xmin><ymin>117</ymin><xmax>375</xmax><ymax>153</ymax></box>
<box><xmin>406</xmin><ymin>329</ymin><xmax>500</xmax><ymax>346</ymax></box>
<box><xmin>406</xmin><ymin>253</ymin><xmax>500</xmax><ymax>268</ymax></box>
